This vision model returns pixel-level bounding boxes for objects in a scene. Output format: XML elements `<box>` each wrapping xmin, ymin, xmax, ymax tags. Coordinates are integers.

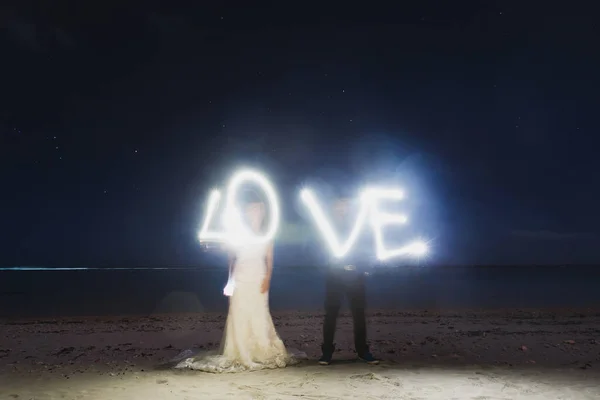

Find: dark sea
<box><xmin>1</xmin><ymin>265</ymin><xmax>599</xmax><ymax>318</ymax></box>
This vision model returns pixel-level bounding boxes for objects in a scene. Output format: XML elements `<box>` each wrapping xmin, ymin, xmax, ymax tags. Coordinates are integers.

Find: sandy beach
<box><xmin>1</xmin><ymin>308</ymin><xmax>599</xmax><ymax>399</ymax></box>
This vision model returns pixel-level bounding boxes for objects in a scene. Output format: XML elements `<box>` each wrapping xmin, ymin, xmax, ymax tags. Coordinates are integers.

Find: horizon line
<box><xmin>1</xmin><ymin>264</ymin><xmax>599</xmax><ymax>271</ymax></box>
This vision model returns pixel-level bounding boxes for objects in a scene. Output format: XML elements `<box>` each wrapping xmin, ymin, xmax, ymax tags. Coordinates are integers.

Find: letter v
<box><xmin>300</xmin><ymin>189</ymin><xmax>370</xmax><ymax>258</ymax></box>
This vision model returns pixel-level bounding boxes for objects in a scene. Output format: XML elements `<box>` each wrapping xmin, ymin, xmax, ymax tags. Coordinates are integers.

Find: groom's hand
<box><xmin>260</xmin><ymin>278</ymin><xmax>270</xmax><ymax>293</ymax></box>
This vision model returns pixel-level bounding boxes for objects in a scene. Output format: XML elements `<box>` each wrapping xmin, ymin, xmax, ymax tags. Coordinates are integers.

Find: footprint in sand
<box><xmin>347</xmin><ymin>372</ymin><xmax>404</xmax><ymax>390</ymax></box>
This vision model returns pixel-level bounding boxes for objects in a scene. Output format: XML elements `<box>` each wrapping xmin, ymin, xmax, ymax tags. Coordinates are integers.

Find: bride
<box><xmin>175</xmin><ymin>194</ymin><xmax>303</xmax><ymax>373</ymax></box>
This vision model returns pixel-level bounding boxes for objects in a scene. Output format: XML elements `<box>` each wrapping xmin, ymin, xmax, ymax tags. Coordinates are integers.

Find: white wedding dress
<box><xmin>174</xmin><ymin>241</ymin><xmax>304</xmax><ymax>373</ymax></box>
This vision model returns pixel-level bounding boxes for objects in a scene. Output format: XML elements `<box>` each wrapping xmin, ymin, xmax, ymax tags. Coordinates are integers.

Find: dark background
<box><xmin>1</xmin><ymin>2</ymin><xmax>598</xmax><ymax>271</ymax></box>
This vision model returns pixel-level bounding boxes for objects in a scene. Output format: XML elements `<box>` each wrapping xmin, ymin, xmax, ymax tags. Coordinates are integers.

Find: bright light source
<box><xmin>198</xmin><ymin>169</ymin><xmax>280</xmax><ymax>246</ymax></box>
<box><xmin>223</xmin><ymin>279</ymin><xmax>235</xmax><ymax>296</ymax></box>
<box><xmin>407</xmin><ymin>241</ymin><xmax>428</xmax><ymax>256</ymax></box>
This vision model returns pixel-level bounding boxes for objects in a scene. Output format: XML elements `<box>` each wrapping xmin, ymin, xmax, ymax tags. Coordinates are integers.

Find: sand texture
<box><xmin>1</xmin><ymin>308</ymin><xmax>600</xmax><ymax>399</ymax></box>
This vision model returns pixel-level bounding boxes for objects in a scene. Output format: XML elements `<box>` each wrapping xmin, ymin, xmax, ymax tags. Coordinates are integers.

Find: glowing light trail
<box><xmin>197</xmin><ymin>168</ymin><xmax>281</xmax><ymax>297</ymax></box>
<box><xmin>301</xmin><ymin>186</ymin><xmax>428</xmax><ymax>261</ymax></box>
<box><xmin>300</xmin><ymin>189</ymin><xmax>371</xmax><ymax>258</ymax></box>
<box><xmin>198</xmin><ymin>169</ymin><xmax>281</xmax><ymax>246</ymax></box>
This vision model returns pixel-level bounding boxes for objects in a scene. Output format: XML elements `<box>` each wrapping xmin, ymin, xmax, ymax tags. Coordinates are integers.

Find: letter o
<box><xmin>224</xmin><ymin>169</ymin><xmax>280</xmax><ymax>244</ymax></box>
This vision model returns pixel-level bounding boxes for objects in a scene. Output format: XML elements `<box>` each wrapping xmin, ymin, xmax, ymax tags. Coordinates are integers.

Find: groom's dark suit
<box><xmin>321</xmin><ymin>215</ymin><xmax>375</xmax><ymax>359</ymax></box>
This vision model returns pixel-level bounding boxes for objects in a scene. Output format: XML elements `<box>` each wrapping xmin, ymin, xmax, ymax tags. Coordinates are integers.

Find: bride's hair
<box><xmin>241</xmin><ymin>188</ymin><xmax>262</xmax><ymax>204</ymax></box>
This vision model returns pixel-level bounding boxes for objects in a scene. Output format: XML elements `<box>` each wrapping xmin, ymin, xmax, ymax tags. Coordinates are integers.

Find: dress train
<box><xmin>174</xmin><ymin>279</ymin><xmax>306</xmax><ymax>373</ymax></box>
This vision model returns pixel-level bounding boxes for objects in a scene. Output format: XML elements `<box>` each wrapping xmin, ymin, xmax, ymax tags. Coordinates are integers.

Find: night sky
<box><xmin>1</xmin><ymin>3</ymin><xmax>598</xmax><ymax>268</ymax></box>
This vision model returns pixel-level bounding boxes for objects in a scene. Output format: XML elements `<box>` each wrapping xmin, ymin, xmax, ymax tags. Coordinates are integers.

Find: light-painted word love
<box><xmin>198</xmin><ymin>168</ymin><xmax>427</xmax><ymax>260</ymax></box>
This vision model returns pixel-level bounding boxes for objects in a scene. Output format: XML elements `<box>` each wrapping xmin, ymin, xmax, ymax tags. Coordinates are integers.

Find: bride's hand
<box><xmin>260</xmin><ymin>278</ymin><xmax>270</xmax><ymax>293</ymax></box>
<box><xmin>223</xmin><ymin>280</ymin><xmax>235</xmax><ymax>297</ymax></box>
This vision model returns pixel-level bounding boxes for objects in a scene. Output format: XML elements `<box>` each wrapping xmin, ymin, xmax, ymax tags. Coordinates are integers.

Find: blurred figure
<box><xmin>319</xmin><ymin>196</ymin><xmax>379</xmax><ymax>365</ymax></box>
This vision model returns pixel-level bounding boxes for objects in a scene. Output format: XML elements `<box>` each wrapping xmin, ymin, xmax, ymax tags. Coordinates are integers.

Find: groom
<box><xmin>318</xmin><ymin>196</ymin><xmax>379</xmax><ymax>365</ymax></box>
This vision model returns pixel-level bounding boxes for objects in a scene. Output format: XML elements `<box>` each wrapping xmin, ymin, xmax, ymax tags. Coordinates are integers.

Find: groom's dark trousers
<box><xmin>322</xmin><ymin>266</ymin><xmax>368</xmax><ymax>355</ymax></box>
